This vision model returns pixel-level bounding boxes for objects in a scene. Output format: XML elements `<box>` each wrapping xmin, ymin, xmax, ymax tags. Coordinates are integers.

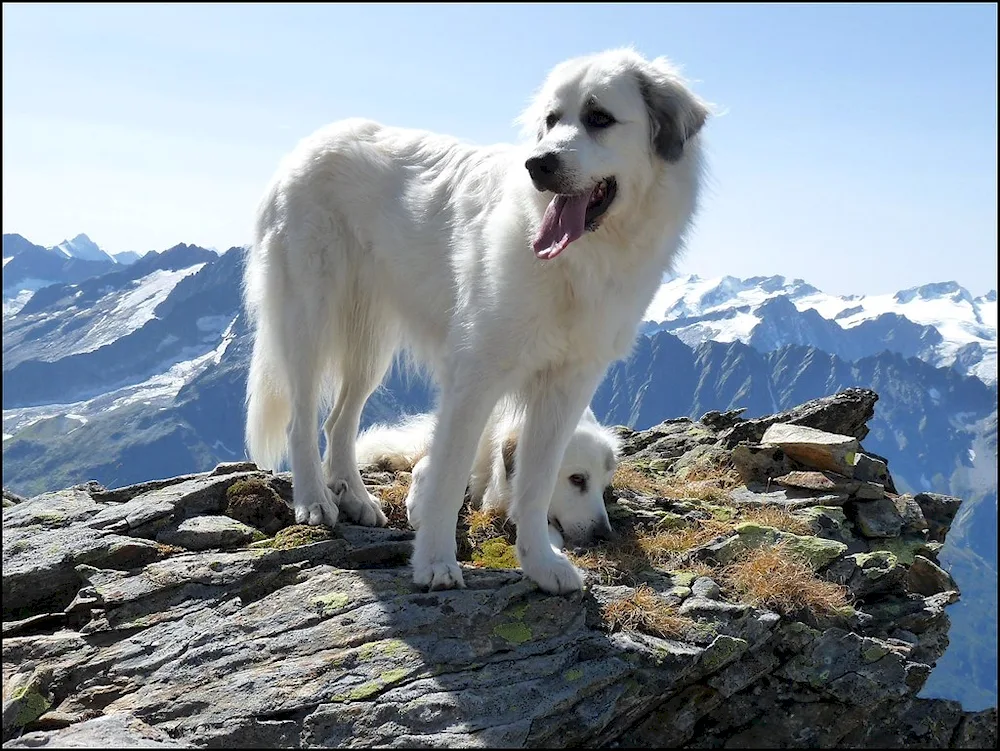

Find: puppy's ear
<box><xmin>501</xmin><ymin>433</ymin><xmax>518</xmax><ymax>480</ymax></box>
<box><xmin>637</xmin><ymin>59</ymin><xmax>709</xmax><ymax>162</ymax></box>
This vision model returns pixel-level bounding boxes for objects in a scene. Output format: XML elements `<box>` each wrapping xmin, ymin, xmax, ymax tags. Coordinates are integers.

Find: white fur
<box><xmin>243</xmin><ymin>48</ymin><xmax>707</xmax><ymax>593</ymax></box>
<box><xmin>357</xmin><ymin>405</ymin><xmax>621</xmax><ymax>548</ymax></box>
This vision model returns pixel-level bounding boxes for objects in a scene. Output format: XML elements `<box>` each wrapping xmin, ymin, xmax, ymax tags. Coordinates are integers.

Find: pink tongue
<box><xmin>532</xmin><ymin>192</ymin><xmax>590</xmax><ymax>260</ymax></box>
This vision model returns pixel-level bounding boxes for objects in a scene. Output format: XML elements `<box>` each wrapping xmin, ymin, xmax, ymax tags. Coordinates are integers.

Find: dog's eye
<box><xmin>545</xmin><ymin>112</ymin><xmax>560</xmax><ymax>130</ymax></box>
<box><xmin>584</xmin><ymin>109</ymin><xmax>616</xmax><ymax>130</ymax></box>
<box><xmin>568</xmin><ymin>473</ymin><xmax>588</xmax><ymax>492</ymax></box>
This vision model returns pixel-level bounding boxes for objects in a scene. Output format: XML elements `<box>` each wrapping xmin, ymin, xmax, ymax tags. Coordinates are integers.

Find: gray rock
<box><xmin>699</xmin><ymin>408</ymin><xmax>747</xmax><ymax>431</ymax></box>
<box><xmin>913</xmin><ymin>492</ymin><xmax>963</xmax><ymax>542</ymax></box>
<box><xmin>728</xmin><ymin>484</ymin><xmax>849</xmax><ymax>509</ymax></box>
<box><xmin>825</xmin><ymin>551</ymin><xmax>905</xmax><ymax>600</ymax></box>
<box><xmin>5</xmin><ymin>714</ymin><xmax>185</xmax><ymax>748</ymax></box>
<box><xmin>760</xmin><ymin>423</ymin><xmax>861</xmax><ymax>477</ymax></box>
<box><xmin>892</xmin><ymin>494</ymin><xmax>930</xmax><ymax>535</ymax></box>
<box><xmin>852</xmin><ymin>497</ymin><xmax>904</xmax><ymax>538</ymax></box>
<box><xmin>691</xmin><ymin>577</ymin><xmax>721</xmax><ymax>600</ymax></box>
<box><xmin>852</xmin><ymin>452</ymin><xmax>893</xmax><ymax>489</ymax></box>
<box><xmin>3</xmin><ymin>488</ymin><xmax>26</xmax><ymax>508</ymax></box>
<box><xmin>156</xmin><ymin>515</ymin><xmax>263</xmax><ymax>550</ymax></box>
<box><xmin>718</xmin><ymin>388</ymin><xmax>878</xmax><ymax>447</ymax></box>
<box><xmin>2</xmin><ymin>390</ymin><xmax>991</xmax><ymax>750</ymax></box>
<box><xmin>907</xmin><ymin>554</ymin><xmax>958</xmax><ymax>597</ymax></box>
<box><xmin>730</xmin><ymin>443</ymin><xmax>796</xmax><ymax>484</ymax></box>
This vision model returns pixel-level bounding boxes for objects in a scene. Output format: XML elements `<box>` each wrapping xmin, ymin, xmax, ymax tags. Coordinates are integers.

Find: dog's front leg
<box><xmin>409</xmin><ymin>369</ymin><xmax>508</xmax><ymax>591</ymax></box>
<box><xmin>512</xmin><ymin>365</ymin><xmax>604</xmax><ymax>594</ymax></box>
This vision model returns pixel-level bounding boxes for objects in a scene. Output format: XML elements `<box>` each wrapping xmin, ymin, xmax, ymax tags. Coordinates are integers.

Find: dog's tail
<box><xmin>356</xmin><ymin>413</ymin><xmax>437</xmax><ymax>472</ymax></box>
<box><xmin>245</xmin><ymin>321</ymin><xmax>293</xmax><ymax>471</ymax></box>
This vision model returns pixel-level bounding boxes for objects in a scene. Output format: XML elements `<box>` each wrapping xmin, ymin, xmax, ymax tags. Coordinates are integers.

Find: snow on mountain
<box><xmin>644</xmin><ymin>274</ymin><xmax>998</xmax><ymax>384</ymax></box>
<box><xmin>65</xmin><ymin>264</ymin><xmax>206</xmax><ymax>357</ymax></box>
<box><xmin>50</xmin><ymin>234</ymin><xmax>117</xmax><ymax>264</ymax></box>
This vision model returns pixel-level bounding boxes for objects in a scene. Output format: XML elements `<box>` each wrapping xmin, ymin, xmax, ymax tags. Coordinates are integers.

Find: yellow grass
<box><xmin>601</xmin><ymin>584</ymin><xmax>695</xmax><ymax>639</ymax></box>
<box><xmin>720</xmin><ymin>542</ymin><xmax>851</xmax><ymax>615</ymax></box>
<box><xmin>373</xmin><ymin>472</ymin><xmax>412</xmax><ymax>529</ymax></box>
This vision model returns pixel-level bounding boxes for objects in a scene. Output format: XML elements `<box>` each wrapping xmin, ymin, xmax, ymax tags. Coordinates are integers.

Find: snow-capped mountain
<box><xmin>50</xmin><ymin>233</ymin><xmax>117</xmax><ymax>265</ymax></box>
<box><xmin>2</xmin><ymin>233</ymin><xmax>133</xmax><ymax>315</ymax></box>
<box><xmin>643</xmin><ymin>275</ymin><xmax>998</xmax><ymax>385</ymax></box>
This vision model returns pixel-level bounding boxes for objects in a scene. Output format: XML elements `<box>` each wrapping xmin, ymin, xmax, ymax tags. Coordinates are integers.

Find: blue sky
<box><xmin>3</xmin><ymin>3</ymin><xmax>997</xmax><ymax>296</ymax></box>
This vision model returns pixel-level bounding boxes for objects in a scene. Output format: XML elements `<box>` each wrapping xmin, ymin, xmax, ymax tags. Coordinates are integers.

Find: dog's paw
<box><xmin>519</xmin><ymin>547</ymin><xmax>583</xmax><ymax>594</ymax></box>
<box><xmin>404</xmin><ymin>456</ymin><xmax>432</xmax><ymax>530</ymax></box>
<box><xmin>412</xmin><ymin>559</ymin><xmax>466</xmax><ymax>591</ymax></box>
<box><xmin>293</xmin><ymin>484</ymin><xmax>340</xmax><ymax>527</ymax></box>
<box><xmin>333</xmin><ymin>480</ymin><xmax>388</xmax><ymax>527</ymax></box>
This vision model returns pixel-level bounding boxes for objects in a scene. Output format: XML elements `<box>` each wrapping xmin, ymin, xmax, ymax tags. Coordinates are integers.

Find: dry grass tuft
<box><xmin>720</xmin><ymin>542</ymin><xmax>851</xmax><ymax>615</ymax></box>
<box><xmin>373</xmin><ymin>472</ymin><xmax>412</xmax><ymax>529</ymax></box>
<box><xmin>601</xmin><ymin>584</ymin><xmax>695</xmax><ymax>639</ymax></box>
<box><xmin>612</xmin><ymin>459</ymin><xmax>741</xmax><ymax>503</ymax></box>
<box><xmin>464</xmin><ymin>506</ymin><xmax>514</xmax><ymax>547</ymax></box>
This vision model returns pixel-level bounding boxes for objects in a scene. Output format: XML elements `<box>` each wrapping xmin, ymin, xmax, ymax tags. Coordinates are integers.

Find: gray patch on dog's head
<box><xmin>636</xmin><ymin>62</ymin><xmax>709</xmax><ymax>162</ymax></box>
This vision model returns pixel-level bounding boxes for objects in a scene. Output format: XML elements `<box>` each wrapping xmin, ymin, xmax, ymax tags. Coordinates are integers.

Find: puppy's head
<box><xmin>545</xmin><ymin>410</ymin><xmax>621</xmax><ymax>546</ymax></box>
<box><xmin>519</xmin><ymin>48</ymin><xmax>709</xmax><ymax>259</ymax></box>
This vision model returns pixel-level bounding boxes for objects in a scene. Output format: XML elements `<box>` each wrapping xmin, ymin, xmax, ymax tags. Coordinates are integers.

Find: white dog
<box><xmin>356</xmin><ymin>405</ymin><xmax>621</xmax><ymax>548</ymax></box>
<box><xmin>244</xmin><ymin>48</ymin><xmax>708</xmax><ymax>593</ymax></box>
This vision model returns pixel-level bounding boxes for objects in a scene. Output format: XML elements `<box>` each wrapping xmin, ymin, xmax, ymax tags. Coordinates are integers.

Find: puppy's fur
<box><xmin>356</xmin><ymin>405</ymin><xmax>621</xmax><ymax>547</ymax></box>
<box><xmin>243</xmin><ymin>48</ymin><xmax>708</xmax><ymax>593</ymax></box>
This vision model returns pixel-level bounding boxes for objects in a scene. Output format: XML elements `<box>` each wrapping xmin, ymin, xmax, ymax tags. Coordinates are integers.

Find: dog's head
<box><xmin>519</xmin><ymin>48</ymin><xmax>709</xmax><ymax>259</ymax></box>
<box><xmin>540</xmin><ymin>409</ymin><xmax>621</xmax><ymax>545</ymax></box>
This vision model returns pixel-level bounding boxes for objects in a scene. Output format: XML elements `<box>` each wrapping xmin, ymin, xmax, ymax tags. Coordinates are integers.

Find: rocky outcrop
<box><xmin>2</xmin><ymin>390</ymin><xmax>996</xmax><ymax>748</ymax></box>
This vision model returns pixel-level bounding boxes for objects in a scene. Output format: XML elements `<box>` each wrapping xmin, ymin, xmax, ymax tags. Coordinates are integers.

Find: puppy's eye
<box><xmin>545</xmin><ymin>112</ymin><xmax>560</xmax><ymax>130</ymax></box>
<box><xmin>568</xmin><ymin>473</ymin><xmax>588</xmax><ymax>492</ymax></box>
<box><xmin>584</xmin><ymin>108</ymin><xmax>616</xmax><ymax>129</ymax></box>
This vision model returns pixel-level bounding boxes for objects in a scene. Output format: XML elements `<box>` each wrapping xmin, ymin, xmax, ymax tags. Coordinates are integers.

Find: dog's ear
<box><xmin>637</xmin><ymin>59</ymin><xmax>709</xmax><ymax>162</ymax></box>
<box><xmin>501</xmin><ymin>433</ymin><xmax>518</xmax><ymax>480</ymax></box>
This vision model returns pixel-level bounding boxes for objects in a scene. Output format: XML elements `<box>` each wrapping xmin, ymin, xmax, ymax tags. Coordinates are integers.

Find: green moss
<box><xmin>732</xmin><ymin>523</ymin><xmax>848</xmax><ymax>569</ymax></box>
<box><xmin>493</xmin><ymin>622</ymin><xmax>532</xmax><ymax>645</ymax></box>
<box><xmin>347</xmin><ymin>682</ymin><xmax>383</xmax><ymax>701</ymax></box>
<box><xmin>471</xmin><ymin>538</ymin><xmax>519</xmax><ymax>569</ymax></box>
<box><xmin>564</xmin><ymin>668</ymin><xmax>584</xmax><ymax>682</ymax></box>
<box><xmin>310</xmin><ymin>592</ymin><xmax>351</xmax><ymax>614</ymax></box>
<box><xmin>11</xmin><ymin>687</ymin><xmax>51</xmax><ymax>727</ymax></box>
<box><xmin>251</xmin><ymin>524</ymin><xmax>333</xmax><ymax>551</ymax></box>
<box><xmin>869</xmin><ymin>536</ymin><xmax>933</xmax><ymax>566</ymax></box>
<box><xmin>359</xmin><ymin>638</ymin><xmax>410</xmax><ymax>660</ymax></box>
<box><xmin>699</xmin><ymin>635</ymin><xmax>749</xmax><ymax>672</ymax></box>
<box><xmin>667</xmin><ymin>571</ymin><xmax>699</xmax><ymax>588</ymax></box>
<box><xmin>379</xmin><ymin>668</ymin><xmax>410</xmax><ymax>684</ymax></box>
<box><xmin>862</xmin><ymin>642</ymin><xmax>889</xmax><ymax>663</ymax></box>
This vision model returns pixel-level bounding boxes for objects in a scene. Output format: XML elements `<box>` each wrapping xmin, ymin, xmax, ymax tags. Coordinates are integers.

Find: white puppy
<box><xmin>356</xmin><ymin>405</ymin><xmax>621</xmax><ymax>547</ymax></box>
<box><xmin>243</xmin><ymin>48</ymin><xmax>707</xmax><ymax>593</ymax></box>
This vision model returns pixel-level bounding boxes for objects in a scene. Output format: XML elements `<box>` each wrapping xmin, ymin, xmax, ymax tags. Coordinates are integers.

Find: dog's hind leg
<box><xmin>277</xmin><ymin>286</ymin><xmax>344</xmax><ymax>528</ymax></box>
<box><xmin>321</xmin><ymin>298</ymin><xmax>396</xmax><ymax>527</ymax></box>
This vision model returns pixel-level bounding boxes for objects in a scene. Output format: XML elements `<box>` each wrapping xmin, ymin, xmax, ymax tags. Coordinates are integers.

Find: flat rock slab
<box><xmin>156</xmin><ymin>515</ymin><xmax>262</xmax><ymax>551</ymax></box>
<box><xmin>761</xmin><ymin>424</ymin><xmax>860</xmax><ymax>477</ymax></box>
<box><xmin>729</xmin><ymin>485</ymin><xmax>849</xmax><ymax>510</ymax></box>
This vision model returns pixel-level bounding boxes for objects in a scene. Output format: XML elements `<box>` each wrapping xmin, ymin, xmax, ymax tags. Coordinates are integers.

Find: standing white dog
<box><xmin>356</xmin><ymin>404</ymin><xmax>621</xmax><ymax>548</ymax></box>
<box><xmin>244</xmin><ymin>48</ymin><xmax>708</xmax><ymax>593</ymax></box>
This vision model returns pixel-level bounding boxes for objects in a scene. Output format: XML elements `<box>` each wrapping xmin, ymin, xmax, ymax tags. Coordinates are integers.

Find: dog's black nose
<box><xmin>592</xmin><ymin>520</ymin><xmax>618</xmax><ymax>542</ymax></box>
<box><xmin>525</xmin><ymin>152</ymin><xmax>561</xmax><ymax>183</ymax></box>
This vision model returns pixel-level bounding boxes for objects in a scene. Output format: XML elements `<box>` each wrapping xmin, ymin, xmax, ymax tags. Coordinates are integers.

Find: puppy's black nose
<box><xmin>592</xmin><ymin>521</ymin><xmax>617</xmax><ymax>542</ymax></box>
<box><xmin>525</xmin><ymin>152</ymin><xmax>561</xmax><ymax>183</ymax></box>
